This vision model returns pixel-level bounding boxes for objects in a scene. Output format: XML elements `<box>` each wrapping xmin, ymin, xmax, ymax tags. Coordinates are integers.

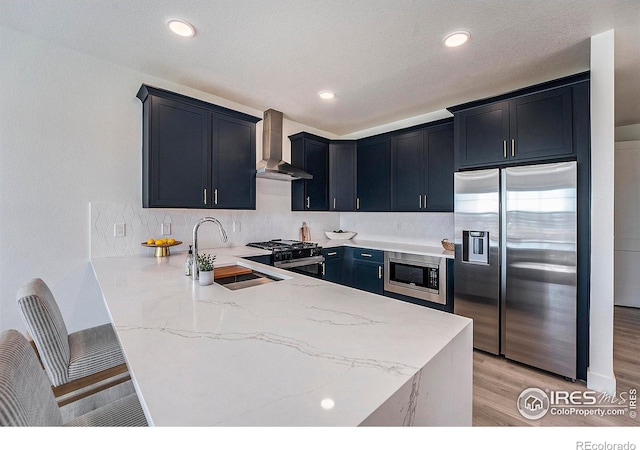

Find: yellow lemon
<box><xmin>147</xmin><ymin>238</ymin><xmax>155</xmax><ymax>245</ymax></box>
<box><xmin>154</xmin><ymin>240</ymin><xmax>163</xmax><ymax>245</ymax></box>
<box><xmin>167</xmin><ymin>238</ymin><xmax>176</xmax><ymax>245</ymax></box>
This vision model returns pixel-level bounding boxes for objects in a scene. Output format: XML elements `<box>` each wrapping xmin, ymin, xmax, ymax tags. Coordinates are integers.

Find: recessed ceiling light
<box><xmin>167</xmin><ymin>19</ymin><xmax>195</xmax><ymax>38</ymax></box>
<box><xmin>443</xmin><ymin>31</ymin><xmax>470</xmax><ymax>48</ymax></box>
<box><xmin>319</xmin><ymin>91</ymin><xmax>335</xmax><ymax>100</ymax></box>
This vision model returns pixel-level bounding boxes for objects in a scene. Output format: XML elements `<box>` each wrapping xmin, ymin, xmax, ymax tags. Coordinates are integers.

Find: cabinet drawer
<box><xmin>352</xmin><ymin>248</ymin><xmax>383</xmax><ymax>263</ymax></box>
<box><xmin>322</xmin><ymin>248</ymin><xmax>343</xmax><ymax>260</ymax></box>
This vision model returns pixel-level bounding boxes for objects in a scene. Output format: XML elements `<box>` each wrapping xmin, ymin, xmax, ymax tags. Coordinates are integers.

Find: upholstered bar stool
<box><xmin>0</xmin><ymin>329</ymin><xmax>147</xmax><ymax>426</ymax></box>
<box><xmin>17</xmin><ymin>278</ymin><xmax>130</xmax><ymax>406</ymax></box>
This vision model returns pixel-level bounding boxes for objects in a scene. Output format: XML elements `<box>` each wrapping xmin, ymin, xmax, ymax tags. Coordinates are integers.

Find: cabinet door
<box><xmin>510</xmin><ymin>87</ymin><xmax>573</xmax><ymax>162</ymax></box>
<box><xmin>329</xmin><ymin>142</ymin><xmax>356</xmax><ymax>211</ymax></box>
<box><xmin>455</xmin><ymin>101</ymin><xmax>510</xmax><ymax>169</ymax></box>
<box><xmin>304</xmin><ymin>139</ymin><xmax>329</xmax><ymax>211</ymax></box>
<box><xmin>353</xmin><ymin>260</ymin><xmax>383</xmax><ymax>295</ymax></box>
<box><xmin>148</xmin><ymin>96</ymin><xmax>210</xmax><ymax>208</ymax></box>
<box><xmin>212</xmin><ymin>113</ymin><xmax>256</xmax><ymax>209</ymax></box>
<box><xmin>356</xmin><ymin>137</ymin><xmax>391</xmax><ymax>211</ymax></box>
<box><xmin>391</xmin><ymin>130</ymin><xmax>424</xmax><ymax>211</ymax></box>
<box><xmin>425</xmin><ymin>124</ymin><xmax>454</xmax><ymax>211</ymax></box>
<box><xmin>322</xmin><ymin>248</ymin><xmax>343</xmax><ymax>284</ymax></box>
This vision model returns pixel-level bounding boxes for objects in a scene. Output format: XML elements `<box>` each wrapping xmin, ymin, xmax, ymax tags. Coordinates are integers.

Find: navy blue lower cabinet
<box><xmin>322</xmin><ymin>248</ymin><xmax>343</xmax><ymax>284</ymax></box>
<box><xmin>350</xmin><ymin>249</ymin><xmax>384</xmax><ymax>295</ymax></box>
<box><xmin>353</xmin><ymin>260</ymin><xmax>384</xmax><ymax>295</ymax></box>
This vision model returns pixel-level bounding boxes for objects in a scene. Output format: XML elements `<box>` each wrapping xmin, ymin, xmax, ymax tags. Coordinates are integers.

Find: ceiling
<box><xmin>1</xmin><ymin>0</ymin><xmax>638</xmax><ymax>135</ymax></box>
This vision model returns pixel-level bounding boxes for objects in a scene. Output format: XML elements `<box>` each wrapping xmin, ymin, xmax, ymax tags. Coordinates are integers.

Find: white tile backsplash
<box><xmin>90</xmin><ymin>204</ymin><xmax>342</xmax><ymax>257</ymax></box>
<box><xmin>92</xmin><ymin>205</ymin><xmax>454</xmax><ymax>257</ymax></box>
<box><xmin>91</xmin><ymin>176</ymin><xmax>454</xmax><ymax>257</ymax></box>
<box><xmin>339</xmin><ymin>212</ymin><xmax>454</xmax><ymax>247</ymax></box>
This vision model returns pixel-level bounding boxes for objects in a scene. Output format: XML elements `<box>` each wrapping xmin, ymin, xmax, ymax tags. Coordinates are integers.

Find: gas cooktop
<box><xmin>246</xmin><ymin>239</ymin><xmax>319</xmax><ymax>251</ymax></box>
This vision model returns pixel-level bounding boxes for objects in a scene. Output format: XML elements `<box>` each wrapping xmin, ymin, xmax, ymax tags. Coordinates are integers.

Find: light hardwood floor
<box><xmin>473</xmin><ymin>305</ymin><xmax>640</xmax><ymax>426</ymax></box>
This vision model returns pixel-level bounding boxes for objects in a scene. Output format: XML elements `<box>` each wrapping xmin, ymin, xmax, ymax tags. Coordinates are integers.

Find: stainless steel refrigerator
<box><xmin>454</xmin><ymin>161</ymin><xmax>577</xmax><ymax>379</ymax></box>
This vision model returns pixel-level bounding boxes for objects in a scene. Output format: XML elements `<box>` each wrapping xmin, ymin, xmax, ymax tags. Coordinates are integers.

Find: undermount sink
<box><xmin>214</xmin><ymin>265</ymin><xmax>284</xmax><ymax>290</ymax></box>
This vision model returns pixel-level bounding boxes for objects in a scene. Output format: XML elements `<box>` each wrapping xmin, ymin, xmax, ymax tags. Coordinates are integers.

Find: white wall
<box><xmin>588</xmin><ymin>30</ymin><xmax>616</xmax><ymax>395</ymax></box>
<box><xmin>614</xmin><ymin>140</ymin><xmax>640</xmax><ymax>307</ymax></box>
<box><xmin>615</xmin><ymin>124</ymin><xmax>640</xmax><ymax>142</ymax></box>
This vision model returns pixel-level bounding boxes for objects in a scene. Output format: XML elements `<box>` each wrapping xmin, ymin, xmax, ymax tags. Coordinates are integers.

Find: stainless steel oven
<box><xmin>384</xmin><ymin>252</ymin><xmax>446</xmax><ymax>305</ymax></box>
<box><xmin>273</xmin><ymin>255</ymin><xmax>325</xmax><ymax>278</ymax></box>
<box><xmin>246</xmin><ymin>239</ymin><xmax>325</xmax><ymax>279</ymax></box>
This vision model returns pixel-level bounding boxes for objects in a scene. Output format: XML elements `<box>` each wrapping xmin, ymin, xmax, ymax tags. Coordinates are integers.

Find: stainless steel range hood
<box><xmin>256</xmin><ymin>109</ymin><xmax>312</xmax><ymax>181</ymax></box>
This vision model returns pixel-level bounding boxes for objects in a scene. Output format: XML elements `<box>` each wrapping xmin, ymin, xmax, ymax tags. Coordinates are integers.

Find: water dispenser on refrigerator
<box><xmin>462</xmin><ymin>231</ymin><xmax>489</xmax><ymax>264</ymax></box>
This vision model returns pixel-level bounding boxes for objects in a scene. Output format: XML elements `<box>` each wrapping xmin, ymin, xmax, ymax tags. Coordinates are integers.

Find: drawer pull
<box><xmin>361</xmin><ymin>253</ymin><xmax>373</xmax><ymax>257</ymax></box>
<box><xmin>327</xmin><ymin>252</ymin><xmax>337</xmax><ymax>256</ymax></box>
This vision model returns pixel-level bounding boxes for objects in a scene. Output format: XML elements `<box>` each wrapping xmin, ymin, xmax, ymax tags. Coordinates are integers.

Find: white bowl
<box><xmin>325</xmin><ymin>231</ymin><xmax>357</xmax><ymax>240</ymax></box>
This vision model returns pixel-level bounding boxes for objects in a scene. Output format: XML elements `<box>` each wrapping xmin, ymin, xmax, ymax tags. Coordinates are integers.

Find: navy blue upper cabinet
<box><xmin>290</xmin><ymin>133</ymin><xmax>330</xmax><ymax>211</ymax></box>
<box><xmin>452</xmin><ymin>83</ymin><xmax>577</xmax><ymax>170</ymax></box>
<box><xmin>329</xmin><ymin>141</ymin><xmax>357</xmax><ymax>211</ymax></box>
<box><xmin>212</xmin><ymin>113</ymin><xmax>256</xmax><ymax>209</ymax></box>
<box><xmin>391</xmin><ymin>130</ymin><xmax>424</xmax><ymax>211</ymax></box>
<box><xmin>145</xmin><ymin>95</ymin><xmax>210</xmax><ymax>208</ymax></box>
<box><xmin>390</xmin><ymin>121</ymin><xmax>454</xmax><ymax>212</ymax></box>
<box><xmin>137</xmin><ymin>85</ymin><xmax>260</xmax><ymax>209</ymax></box>
<box><xmin>356</xmin><ymin>136</ymin><xmax>391</xmax><ymax>211</ymax></box>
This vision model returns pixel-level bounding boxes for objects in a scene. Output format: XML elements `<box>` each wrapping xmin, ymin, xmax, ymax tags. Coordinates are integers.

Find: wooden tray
<box><xmin>214</xmin><ymin>265</ymin><xmax>253</xmax><ymax>280</ymax></box>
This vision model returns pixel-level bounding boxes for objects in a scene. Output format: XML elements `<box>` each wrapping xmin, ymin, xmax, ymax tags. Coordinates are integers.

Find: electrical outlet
<box><xmin>161</xmin><ymin>223</ymin><xmax>171</xmax><ymax>235</ymax></box>
<box><xmin>233</xmin><ymin>221</ymin><xmax>241</xmax><ymax>232</ymax></box>
<box><xmin>114</xmin><ymin>223</ymin><xmax>125</xmax><ymax>237</ymax></box>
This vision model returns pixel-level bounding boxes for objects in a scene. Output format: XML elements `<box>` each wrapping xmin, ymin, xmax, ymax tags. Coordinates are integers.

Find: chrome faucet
<box><xmin>192</xmin><ymin>217</ymin><xmax>228</xmax><ymax>280</ymax></box>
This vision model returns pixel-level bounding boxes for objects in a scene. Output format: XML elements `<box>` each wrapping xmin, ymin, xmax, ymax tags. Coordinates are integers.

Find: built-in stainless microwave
<box><xmin>384</xmin><ymin>252</ymin><xmax>446</xmax><ymax>305</ymax></box>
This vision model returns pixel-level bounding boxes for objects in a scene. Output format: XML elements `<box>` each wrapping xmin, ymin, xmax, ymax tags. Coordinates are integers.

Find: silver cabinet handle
<box><xmin>214</xmin><ymin>188</ymin><xmax>218</xmax><ymax>205</ymax></box>
<box><xmin>511</xmin><ymin>139</ymin><xmax>515</xmax><ymax>157</ymax></box>
<box><xmin>378</xmin><ymin>265</ymin><xmax>382</xmax><ymax>279</ymax></box>
<box><xmin>503</xmin><ymin>140</ymin><xmax>507</xmax><ymax>158</ymax></box>
<box><xmin>203</xmin><ymin>188</ymin><xmax>207</xmax><ymax>205</ymax></box>
<box><xmin>361</xmin><ymin>253</ymin><xmax>373</xmax><ymax>258</ymax></box>
<box><xmin>321</xmin><ymin>262</ymin><xmax>326</xmax><ymax>276</ymax></box>
<box><xmin>306</xmin><ymin>196</ymin><xmax>310</xmax><ymax>209</ymax></box>
<box><xmin>424</xmin><ymin>194</ymin><xmax>427</xmax><ymax>209</ymax></box>
<box><xmin>333</xmin><ymin>198</ymin><xmax>336</xmax><ymax>210</ymax></box>
<box><xmin>356</xmin><ymin>197</ymin><xmax>360</xmax><ymax>210</ymax></box>
<box><xmin>419</xmin><ymin>194</ymin><xmax>422</xmax><ymax>209</ymax></box>
<box><xmin>327</xmin><ymin>251</ymin><xmax>337</xmax><ymax>256</ymax></box>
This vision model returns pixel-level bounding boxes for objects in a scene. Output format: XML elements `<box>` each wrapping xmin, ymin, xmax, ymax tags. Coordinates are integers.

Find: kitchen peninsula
<box><xmin>91</xmin><ymin>246</ymin><xmax>472</xmax><ymax>426</ymax></box>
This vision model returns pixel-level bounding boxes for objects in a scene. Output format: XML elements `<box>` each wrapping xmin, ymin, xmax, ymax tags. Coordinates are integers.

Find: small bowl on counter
<box><xmin>325</xmin><ymin>231</ymin><xmax>357</xmax><ymax>240</ymax></box>
<box><xmin>441</xmin><ymin>239</ymin><xmax>455</xmax><ymax>251</ymax></box>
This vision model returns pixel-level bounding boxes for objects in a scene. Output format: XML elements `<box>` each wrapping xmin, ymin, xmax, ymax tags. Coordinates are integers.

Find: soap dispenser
<box><xmin>184</xmin><ymin>245</ymin><xmax>194</xmax><ymax>276</ymax></box>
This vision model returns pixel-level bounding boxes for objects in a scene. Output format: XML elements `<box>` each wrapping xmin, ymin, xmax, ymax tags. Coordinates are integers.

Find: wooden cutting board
<box><xmin>214</xmin><ymin>265</ymin><xmax>253</xmax><ymax>280</ymax></box>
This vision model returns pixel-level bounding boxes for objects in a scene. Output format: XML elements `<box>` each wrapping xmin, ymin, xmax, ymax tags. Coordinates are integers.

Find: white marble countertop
<box><xmin>91</xmin><ymin>246</ymin><xmax>471</xmax><ymax>426</ymax></box>
<box><xmin>316</xmin><ymin>239</ymin><xmax>454</xmax><ymax>259</ymax></box>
